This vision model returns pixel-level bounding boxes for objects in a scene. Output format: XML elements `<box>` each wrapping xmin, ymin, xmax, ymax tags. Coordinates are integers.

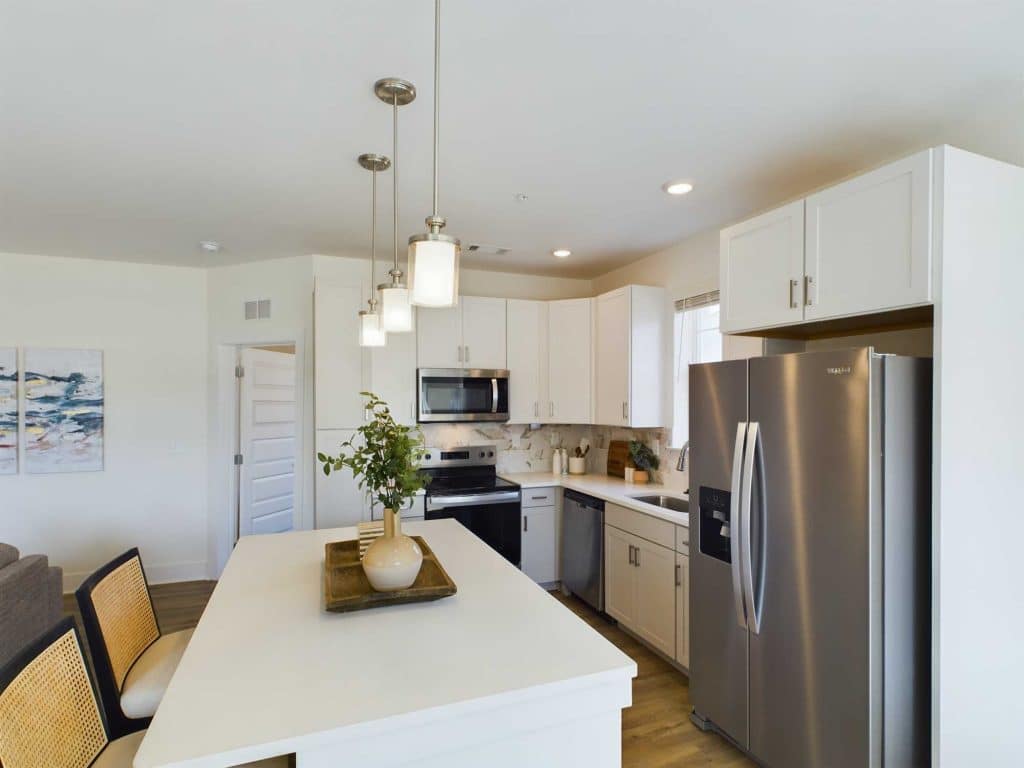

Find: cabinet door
<box><xmin>604</xmin><ymin>526</ymin><xmax>636</xmax><ymax>627</ymax></box>
<box><xmin>805</xmin><ymin>149</ymin><xmax>933</xmax><ymax>321</ymax></box>
<box><xmin>594</xmin><ymin>287</ymin><xmax>630</xmax><ymax>426</ymax></box>
<box><xmin>416</xmin><ymin>305</ymin><xmax>461</xmax><ymax>368</ymax></box>
<box><xmin>634</xmin><ymin>538</ymin><xmax>677</xmax><ymax>658</ymax></box>
<box><xmin>315</xmin><ymin>429</ymin><xmax>368</xmax><ymax>528</ymax></box>
<box><xmin>506</xmin><ymin>300</ymin><xmax>547</xmax><ymax>423</ymax></box>
<box><xmin>548</xmin><ymin>298</ymin><xmax>592</xmax><ymax>423</ymax></box>
<box><xmin>461</xmin><ymin>296</ymin><xmax>507</xmax><ymax>369</ymax></box>
<box><xmin>675</xmin><ymin>552</ymin><xmax>689</xmax><ymax>668</ymax></box>
<box><xmin>720</xmin><ymin>200</ymin><xmax>805</xmax><ymax>333</ymax></box>
<box><xmin>521</xmin><ymin>505</ymin><xmax>557</xmax><ymax>584</ymax></box>
<box><xmin>314</xmin><ymin>278</ymin><xmax>367</xmax><ymax>429</ymax></box>
<box><xmin>370</xmin><ymin>309</ymin><xmax>417</xmax><ymax>426</ymax></box>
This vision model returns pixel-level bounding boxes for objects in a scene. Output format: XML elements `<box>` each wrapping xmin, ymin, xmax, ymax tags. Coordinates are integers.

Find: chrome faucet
<box><xmin>676</xmin><ymin>441</ymin><xmax>690</xmax><ymax>472</ymax></box>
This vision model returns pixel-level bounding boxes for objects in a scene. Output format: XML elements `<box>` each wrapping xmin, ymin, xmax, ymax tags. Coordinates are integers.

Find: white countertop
<box><xmin>135</xmin><ymin>518</ymin><xmax>636</xmax><ymax>768</ymax></box>
<box><xmin>499</xmin><ymin>472</ymin><xmax>690</xmax><ymax>527</ymax></box>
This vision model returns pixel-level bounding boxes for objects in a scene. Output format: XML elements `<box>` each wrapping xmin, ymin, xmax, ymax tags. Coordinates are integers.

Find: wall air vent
<box><xmin>466</xmin><ymin>244</ymin><xmax>510</xmax><ymax>256</ymax></box>
<box><xmin>244</xmin><ymin>299</ymin><xmax>271</xmax><ymax>320</ymax></box>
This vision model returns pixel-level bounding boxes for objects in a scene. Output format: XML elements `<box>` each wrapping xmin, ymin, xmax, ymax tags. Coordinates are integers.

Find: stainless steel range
<box><xmin>422</xmin><ymin>445</ymin><xmax>522</xmax><ymax>567</ymax></box>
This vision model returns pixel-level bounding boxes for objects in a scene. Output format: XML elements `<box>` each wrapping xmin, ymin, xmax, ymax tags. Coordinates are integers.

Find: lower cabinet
<box><xmin>521</xmin><ymin>487</ymin><xmax>560</xmax><ymax>584</ymax></box>
<box><xmin>675</xmin><ymin>552</ymin><xmax>689</xmax><ymax>669</ymax></box>
<box><xmin>604</xmin><ymin>524</ymin><xmax>676</xmax><ymax>658</ymax></box>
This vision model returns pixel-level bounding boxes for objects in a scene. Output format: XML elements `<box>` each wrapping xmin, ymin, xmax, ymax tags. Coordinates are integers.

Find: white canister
<box><xmin>624</xmin><ymin>467</ymin><xmax>636</xmax><ymax>483</ymax></box>
<box><xmin>568</xmin><ymin>456</ymin><xmax>586</xmax><ymax>475</ymax></box>
<box><xmin>552</xmin><ymin>450</ymin><xmax>563</xmax><ymax>475</ymax></box>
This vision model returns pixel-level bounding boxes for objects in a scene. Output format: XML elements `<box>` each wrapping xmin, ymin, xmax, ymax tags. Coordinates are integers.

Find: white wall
<box><xmin>0</xmin><ymin>252</ymin><xmax>209</xmax><ymax>590</ymax></box>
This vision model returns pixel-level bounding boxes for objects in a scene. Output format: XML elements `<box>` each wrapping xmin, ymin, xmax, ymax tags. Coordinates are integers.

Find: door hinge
<box><xmin>234</xmin><ymin>454</ymin><xmax>243</xmax><ymax>466</ymax></box>
<box><xmin>235</xmin><ymin>365</ymin><xmax>245</xmax><ymax>378</ymax></box>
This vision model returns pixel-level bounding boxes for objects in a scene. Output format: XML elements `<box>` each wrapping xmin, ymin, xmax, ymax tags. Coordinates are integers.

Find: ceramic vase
<box><xmin>362</xmin><ymin>508</ymin><xmax>423</xmax><ymax>592</ymax></box>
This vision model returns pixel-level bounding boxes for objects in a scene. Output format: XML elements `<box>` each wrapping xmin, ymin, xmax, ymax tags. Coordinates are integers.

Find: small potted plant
<box><xmin>318</xmin><ymin>392</ymin><xmax>427</xmax><ymax>591</ymax></box>
<box><xmin>628</xmin><ymin>440</ymin><xmax>660</xmax><ymax>485</ymax></box>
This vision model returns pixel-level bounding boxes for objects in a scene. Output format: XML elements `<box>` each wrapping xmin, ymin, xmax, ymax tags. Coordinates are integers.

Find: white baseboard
<box><xmin>63</xmin><ymin>560</ymin><xmax>209</xmax><ymax>593</ymax></box>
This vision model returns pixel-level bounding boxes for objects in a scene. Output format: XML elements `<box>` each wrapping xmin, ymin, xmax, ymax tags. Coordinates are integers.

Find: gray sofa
<box><xmin>0</xmin><ymin>543</ymin><xmax>64</xmax><ymax>668</ymax></box>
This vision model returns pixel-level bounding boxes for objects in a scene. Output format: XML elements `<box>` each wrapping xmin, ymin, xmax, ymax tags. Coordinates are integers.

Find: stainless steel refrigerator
<box><xmin>688</xmin><ymin>348</ymin><xmax>930</xmax><ymax>768</ymax></box>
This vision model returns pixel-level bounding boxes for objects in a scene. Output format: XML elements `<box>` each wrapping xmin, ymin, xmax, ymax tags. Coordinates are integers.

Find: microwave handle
<box><xmin>491</xmin><ymin>378</ymin><xmax>499</xmax><ymax>413</ymax></box>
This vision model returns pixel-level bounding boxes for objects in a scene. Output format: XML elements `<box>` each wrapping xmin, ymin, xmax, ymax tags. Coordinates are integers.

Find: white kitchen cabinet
<box><xmin>675</xmin><ymin>551</ymin><xmax>689</xmax><ymax>669</ymax></box>
<box><xmin>314</xmin><ymin>277</ymin><xmax>368</xmax><ymax>429</ymax></box>
<box><xmin>521</xmin><ymin>503</ymin><xmax>558</xmax><ymax>584</ymax></box>
<box><xmin>417</xmin><ymin>297</ymin><xmax>507</xmax><ymax>370</ymax></box>
<box><xmin>461</xmin><ymin>296</ymin><xmax>507</xmax><ymax>369</ymax></box>
<box><xmin>315</xmin><ymin>429</ymin><xmax>368</xmax><ymax>528</ymax></box>
<box><xmin>547</xmin><ymin>298</ymin><xmax>592</xmax><ymax>424</ymax></box>
<box><xmin>594</xmin><ymin>285</ymin><xmax>666</xmax><ymax>428</ymax></box>
<box><xmin>720</xmin><ymin>200</ymin><xmax>805</xmax><ymax>334</ymax></box>
<box><xmin>604</xmin><ymin>525</ymin><xmax>637</xmax><ymax>627</ymax></box>
<box><xmin>370</xmin><ymin>309</ymin><xmax>417</xmax><ymax>426</ymax></box>
<box><xmin>507</xmin><ymin>299</ymin><xmax>548</xmax><ymax>423</ymax></box>
<box><xmin>804</xmin><ymin>149</ymin><xmax>933</xmax><ymax>321</ymax></box>
<box><xmin>416</xmin><ymin>305</ymin><xmax>461</xmax><ymax>368</ymax></box>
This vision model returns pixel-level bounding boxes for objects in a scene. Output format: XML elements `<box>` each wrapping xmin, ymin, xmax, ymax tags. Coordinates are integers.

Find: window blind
<box><xmin>674</xmin><ymin>290</ymin><xmax>720</xmax><ymax>311</ymax></box>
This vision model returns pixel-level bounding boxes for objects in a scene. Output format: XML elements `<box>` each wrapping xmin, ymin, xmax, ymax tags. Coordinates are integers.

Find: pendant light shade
<box><xmin>409</xmin><ymin>0</ymin><xmax>460</xmax><ymax>308</ymax></box>
<box><xmin>358</xmin><ymin>152</ymin><xmax>390</xmax><ymax>348</ymax></box>
<box><xmin>379</xmin><ymin>283</ymin><xmax>413</xmax><ymax>332</ymax></box>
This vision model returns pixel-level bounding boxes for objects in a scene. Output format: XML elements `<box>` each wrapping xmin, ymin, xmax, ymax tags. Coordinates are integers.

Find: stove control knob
<box><xmin>488</xmin><ymin>451</ymin><xmax>494</xmax><ymax>457</ymax></box>
<box><xmin>479</xmin><ymin>451</ymin><xmax>485</xmax><ymax>458</ymax></box>
<box><xmin>425</xmin><ymin>453</ymin><xmax>432</xmax><ymax>460</ymax></box>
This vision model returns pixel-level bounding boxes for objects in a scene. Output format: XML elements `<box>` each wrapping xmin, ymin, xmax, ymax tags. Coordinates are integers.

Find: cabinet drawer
<box><xmin>522</xmin><ymin>487</ymin><xmax>557</xmax><ymax>508</ymax></box>
<box><xmin>675</xmin><ymin>525</ymin><xmax>689</xmax><ymax>553</ymax></box>
<box><xmin>606</xmin><ymin>503</ymin><xmax>675</xmax><ymax>549</ymax></box>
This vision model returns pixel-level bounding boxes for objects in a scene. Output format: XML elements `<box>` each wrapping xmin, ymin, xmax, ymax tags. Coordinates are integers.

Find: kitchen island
<box><xmin>134</xmin><ymin>518</ymin><xmax>637</xmax><ymax>768</ymax></box>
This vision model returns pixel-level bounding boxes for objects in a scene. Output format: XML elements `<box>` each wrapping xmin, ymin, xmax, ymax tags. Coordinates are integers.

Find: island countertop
<box><xmin>134</xmin><ymin>518</ymin><xmax>637</xmax><ymax>768</ymax></box>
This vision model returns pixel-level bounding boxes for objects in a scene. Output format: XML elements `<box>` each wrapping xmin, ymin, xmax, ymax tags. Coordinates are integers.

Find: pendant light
<box><xmin>374</xmin><ymin>78</ymin><xmax>416</xmax><ymax>332</ymax></box>
<box><xmin>408</xmin><ymin>0</ymin><xmax>460</xmax><ymax>308</ymax></box>
<box><xmin>358</xmin><ymin>153</ymin><xmax>390</xmax><ymax>348</ymax></box>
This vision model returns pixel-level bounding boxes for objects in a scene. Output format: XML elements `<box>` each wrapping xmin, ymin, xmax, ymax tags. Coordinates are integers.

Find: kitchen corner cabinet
<box><xmin>417</xmin><ymin>296</ymin><xmax>507</xmax><ymax>370</ymax></box>
<box><xmin>370</xmin><ymin>310</ymin><xmax>417</xmax><ymax>426</ymax></box>
<box><xmin>675</xmin><ymin>551</ymin><xmax>689</xmax><ymax>669</ymax></box>
<box><xmin>594</xmin><ymin>285</ymin><xmax>666</xmax><ymax>428</ymax></box>
<box><xmin>314</xmin><ymin>429</ymin><xmax>368</xmax><ymax>528</ymax></box>
<box><xmin>547</xmin><ymin>298</ymin><xmax>593</xmax><ymax>424</ymax></box>
<box><xmin>506</xmin><ymin>299</ymin><xmax>548</xmax><ymax>423</ymax></box>
<box><xmin>521</xmin><ymin>487</ymin><xmax>559</xmax><ymax>584</ymax></box>
<box><xmin>314</xmin><ymin>277</ymin><xmax>368</xmax><ymax>429</ymax></box>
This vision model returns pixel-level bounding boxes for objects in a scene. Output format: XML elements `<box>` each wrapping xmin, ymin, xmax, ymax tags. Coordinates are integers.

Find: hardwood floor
<box><xmin>65</xmin><ymin>581</ymin><xmax>753</xmax><ymax>767</ymax></box>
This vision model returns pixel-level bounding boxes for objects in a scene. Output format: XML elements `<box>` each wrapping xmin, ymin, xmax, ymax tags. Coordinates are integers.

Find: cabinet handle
<box><xmin>534</xmin><ymin>401</ymin><xmax>538</xmax><ymax>418</ymax></box>
<box><xmin>675</xmin><ymin>563</ymin><xmax>681</xmax><ymax>587</ymax></box>
<box><xmin>465</xmin><ymin>346</ymin><xmax>470</xmax><ymax>363</ymax></box>
<box><xmin>549</xmin><ymin>401</ymin><xmax>554</xmax><ymax>418</ymax></box>
<box><xmin>622</xmin><ymin>401</ymin><xmax>628</xmax><ymax>421</ymax></box>
<box><xmin>628</xmin><ymin>544</ymin><xmax>634</xmax><ymax>565</ymax></box>
<box><xmin>789</xmin><ymin>279</ymin><xmax>799</xmax><ymax>309</ymax></box>
<box><xmin>457</xmin><ymin>345</ymin><xmax>463</xmax><ymax>363</ymax></box>
<box><xmin>803</xmin><ymin>275</ymin><xmax>815</xmax><ymax>306</ymax></box>
<box><xmin>531</xmin><ymin>495</ymin><xmax>547</xmax><ymax>501</ymax></box>
<box><xmin>635</xmin><ymin>547</ymin><xmax>641</xmax><ymax>568</ymax></box>
<box><xmin>523</xmin><ymin>515</ymin><xmax>528</xmax><ymax>533</ymax></box>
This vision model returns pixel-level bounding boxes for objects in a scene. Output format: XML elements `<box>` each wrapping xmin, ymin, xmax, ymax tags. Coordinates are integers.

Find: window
<box><xmin>672</xmin><ymin>291</ymin><xmax>723</xmax><ymax>449</ymax></box>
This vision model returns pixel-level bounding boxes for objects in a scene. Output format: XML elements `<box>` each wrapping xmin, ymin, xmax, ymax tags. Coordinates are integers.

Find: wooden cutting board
<box><xmin>607</xmin><ymin>440</ymin><xmax>630</xmax><ymax>477</ymax></box>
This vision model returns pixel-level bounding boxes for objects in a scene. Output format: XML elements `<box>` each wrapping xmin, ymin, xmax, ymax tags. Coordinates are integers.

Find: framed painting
<box><xmin>0</xmin><ymin>348</ymin><xmax>15</xmax><ymax>475</ymax></box>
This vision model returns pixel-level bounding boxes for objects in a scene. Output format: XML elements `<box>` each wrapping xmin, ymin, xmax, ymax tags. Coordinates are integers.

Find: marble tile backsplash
<box><xmin>419</xmin><ymin>423</ymin><xmax>689</xmax><ymax>493</ymax></box>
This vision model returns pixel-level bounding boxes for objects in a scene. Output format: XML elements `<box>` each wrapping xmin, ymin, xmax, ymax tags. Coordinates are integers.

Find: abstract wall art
<box><xmin>24</xmin><ymin>348</ymin><xmax>104</xmax><ymax>473</ymax></box>
<box><xmin>0</xmin><ymin>348</ymin><xmax>16</xmax><ymax>475</ymax></box>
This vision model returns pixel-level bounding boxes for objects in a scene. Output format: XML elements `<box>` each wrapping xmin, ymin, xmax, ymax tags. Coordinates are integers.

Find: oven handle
<box><xmin>492</xmin><ymin>378</ymin><xmax>499</xmax><ymax>413</ymax></box>
<box><xmin>426</xmin><ymin>491</ymin><xmax>521</xmax><ymax>510</ymax></box>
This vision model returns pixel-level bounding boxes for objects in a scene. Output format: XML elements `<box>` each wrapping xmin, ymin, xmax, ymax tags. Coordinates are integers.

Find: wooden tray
<box><xmin>323</xmin><ymin>536</ymin><xmax>457</xmax><ymax>613</ymax></box>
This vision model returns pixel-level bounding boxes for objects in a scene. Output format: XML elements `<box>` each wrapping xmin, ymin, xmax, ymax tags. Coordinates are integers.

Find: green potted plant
<box><xmin>628</xmin><ymin>440</ymin><xmax>660</xmax><ymax>485</ymax></box>
<box><xmin>318</xmin><ymin>392</ymin><xmax>428</xmax><ymax>591</ymax></box>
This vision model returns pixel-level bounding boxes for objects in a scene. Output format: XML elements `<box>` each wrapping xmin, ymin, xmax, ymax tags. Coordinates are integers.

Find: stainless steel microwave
<box><xmin>417</xmin><ymin>368</ymin><xmax>510</xmax><ymax>423</ymax></box>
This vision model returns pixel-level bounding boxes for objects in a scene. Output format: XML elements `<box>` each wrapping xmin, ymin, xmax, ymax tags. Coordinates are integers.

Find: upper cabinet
<box><xmin>507</xmin><ymin>299</ymin><xmax>548</xmax><ymax>423</ymax></box>
<box><xmin>594</xmin><ymin>285</ymin><xmax>666</xmax><ymax>428</ymax></box>
<box><xmin>314</xmin><ymin>277</ymin><xmax>368</xmax><ymax>430</ymax></box>
<box><xmin>548</xmin><ymin>298</ymin><xmax>593</xmax><ymax>424</ymax></box>
<box><xmin>417</xmin><ymin>296</ymin><xmax>507</xmax><ymax>370</ymax></box>
<box><xmin>720</xmin><ymin>148</ymin><xmax>934</xmax><ymax>334</ymax></box>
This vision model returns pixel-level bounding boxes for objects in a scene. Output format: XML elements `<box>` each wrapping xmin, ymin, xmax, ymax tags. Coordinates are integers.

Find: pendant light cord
<box><xmin>370</xmin><ymin>166</ymin><xmax>377</xmax><ymax>306</ymax></box>
<box><xmin>393</xmin><ymin>93</ymin><xmax>400</xmax><ymax>274</ymax></box>
<box><xmin>432</xmin><ymin>0</ymin><xmax>440</xmax><ymax>219</ymax></box>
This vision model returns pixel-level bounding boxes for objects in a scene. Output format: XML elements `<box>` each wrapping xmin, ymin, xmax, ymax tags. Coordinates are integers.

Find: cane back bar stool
<box><xmin>0</xmin><ymin>617</ymin><xmax>290</xmax><ymax>768</ymax></box>
<box><xmin>75</xmin><ymin>548</ymin><xmax>192</xmax><ymax>738</ymax></box>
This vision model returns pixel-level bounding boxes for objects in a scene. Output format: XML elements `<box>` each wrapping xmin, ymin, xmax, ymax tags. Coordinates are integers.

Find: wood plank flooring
<box><xmin>65</xmin><ymin>581</ymin><xmax>753</xmax><ymax>767</ymax></box>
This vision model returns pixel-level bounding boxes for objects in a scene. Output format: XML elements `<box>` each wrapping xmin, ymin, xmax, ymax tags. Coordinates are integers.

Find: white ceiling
<box><xmin>2</xmin><ymin>1</ymin><xmax>1022</xmax><ymax>278</ymax></box>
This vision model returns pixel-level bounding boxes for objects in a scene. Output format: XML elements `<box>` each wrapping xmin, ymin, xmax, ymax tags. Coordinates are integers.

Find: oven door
<box><xmin>418</xmin><ymin>368</ymin><xmax>509</xmax><ymax>423</ymax></box>
<box><xmin>425</xmin><ymin>491</ymin><xmax>521</xmax><ymax>567</ymax></box>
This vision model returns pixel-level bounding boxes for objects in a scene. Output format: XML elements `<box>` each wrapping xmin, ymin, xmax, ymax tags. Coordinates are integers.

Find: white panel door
<box><xmin>548</xmin><ymin>298</ymin><xmax>592</xmax><ymax>424</ymax></box>
<box><xmin>314</xmin><ymin>277</ymin><xmax>366</xmax><ymax>429</ymax></box>
<box><xmin>239</xmin><ymin>348</ymin><xmax>296</xmax><ymax>537</ymax></box>
<box><xmin>371</xmin><ymin>310</ymin><xmax>417</xmax><ymax>426</ymax></box>
<box><xmin>594</xmin><ymin>287</ymin><xmax>630</xmax><ymax>426</ymax></box>
<box><xmin>634</xmin><ymin>538</ymin><xmax>676</xmax><ymax>657</ymax></box>
<box><xmin>506</xmin><ymin>299</ymin><xmax>547</xmax><ymax>423</ymax></box>
<box><xmin>675</xmin><ymin>552</ymin><xmax>689</xmax><ymax>668</ymax></box>
<box><xmin>603</xmin><ymin>526</ymin><xmax>636</xmax><ymax>627</ymax></box>
<box><xmin>805</xmin><ymin>149</ymin><xmax>933</xmax><ymax>321</ymax></box>
<box><xmin>461</xmin><ymin>296</ymin><xmax>507</xmax><ymax>370</ymax></box>
<box><xmin>315</xmin><ymin>429</ymin><xmax>368</xmax><ymax>528</ymax></box>
<box><xmin>521</xmin><ymin>505</ymin><xmax>557</xmax><ymax>584</ymax></box>
<box><xmin>720</xmin><ymin>200</ymin><xmax>805</xmax><ymax>333</ymax></box>
<box><xmin>416</xmin><ymin>306</ymin><xmax>461</xmax><ymax>368</ymax></box>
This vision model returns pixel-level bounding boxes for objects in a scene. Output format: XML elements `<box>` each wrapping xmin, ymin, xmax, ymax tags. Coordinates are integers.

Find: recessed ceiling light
<box><xmin>662</xmin><ymin>181</ymin><xmax>694</xmax><ymax>196</ymax></box>
<box><xmin>199</xmin><ymin>240</ymin><xmax>222</xmax><ymax>253</ymax></box>
<box><xmin>552</xmin><ymin>249</ymin><xmax>571</xmax><ymax>259</ymax></box>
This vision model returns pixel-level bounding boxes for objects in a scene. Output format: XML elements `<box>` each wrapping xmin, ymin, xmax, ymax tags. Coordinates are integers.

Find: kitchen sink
<box><xmin>630</xmin><ymin>494</ymin><xmax>689</xmax><ymax>513</ymax></box>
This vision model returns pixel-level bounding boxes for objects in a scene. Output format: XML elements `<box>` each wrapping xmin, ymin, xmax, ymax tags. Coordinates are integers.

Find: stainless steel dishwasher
<box><xmin>560</xmin><ymin>489</ymin><xmax>604</xmax><ymax>611</ymax></box>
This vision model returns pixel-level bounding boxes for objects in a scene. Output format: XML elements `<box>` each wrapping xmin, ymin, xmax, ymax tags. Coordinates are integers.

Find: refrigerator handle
<box><xmin>730</xmin><ymin>422</ymin><xmax>748</xmax><ymax>629</ymax></box>
<box><xmin>741</xmin><ymin>422</ymin><xmax>762</xmax><ymax>635</ymax></box>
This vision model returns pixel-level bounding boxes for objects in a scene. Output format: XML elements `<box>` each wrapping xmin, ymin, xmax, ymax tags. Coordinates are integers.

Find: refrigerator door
<box><xmin>689</xmin><ymin>359</ymin><xmax>750</xmax><ymax>747</ymax></box>
<box><xmin>747</xmin><ymin>348</ymin><xmax>876</xmax><ymax>768</ymax></box>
